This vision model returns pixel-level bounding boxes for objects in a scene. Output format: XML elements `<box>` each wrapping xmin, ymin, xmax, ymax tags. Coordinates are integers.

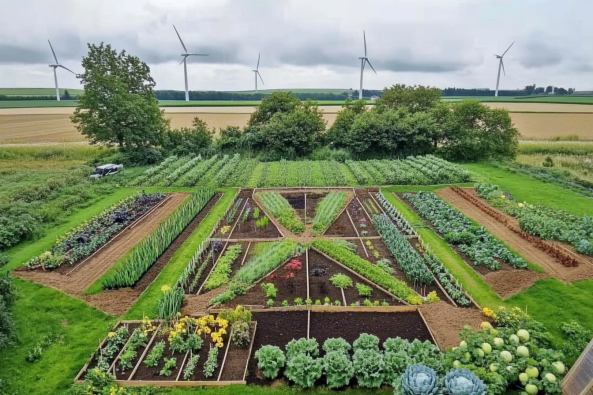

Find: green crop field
<box><xmin>442</xmin><ymin>95</ymin><xmax>593</xmax><ymax>105</ymax></box>
<box><xmin>0</xmin><ymin>88</ymin><xmax>84</xmax><ymax>96</ymax></box>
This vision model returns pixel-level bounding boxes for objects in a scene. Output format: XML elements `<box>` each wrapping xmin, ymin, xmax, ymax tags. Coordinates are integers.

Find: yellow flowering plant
<box><xmin>481</xmin><ymin>307</ymin><xmax>496</xmax><ymax>319</ymax></box>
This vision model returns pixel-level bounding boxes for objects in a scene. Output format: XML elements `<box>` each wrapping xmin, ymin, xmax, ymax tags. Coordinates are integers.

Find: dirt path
<box><xmin>181</xmin><ymin>285</ymin><xmax>230</xmax><ymax>315</ymax></box>
<box><xmin>420</xmin><ymin>302</ymin><xmax>488</xmax><ymax>350</ymax></box>
<box><xmin>437</xmin><ymin>188</ymin><xmax>593</xmax><ymax>283</ymax></box>
<box><xmin>14</xmin><ymin>193</ymin><xmax>189</xmax><ymax>298</ymax></box>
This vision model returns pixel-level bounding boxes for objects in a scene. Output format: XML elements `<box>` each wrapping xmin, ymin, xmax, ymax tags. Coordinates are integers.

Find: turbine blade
<box><xmin>502</xmin><ymin>41</ymin><xmax>515</xmax><ymax>57</ymax></box>
<box><xmin>501</xmin><ymin>59</ymin><xmax>506</xmax><ymax>76</ymax></box>
<box><xmin>366</xmin><ymin>59</ymin><xmax>377</xmax><ymax>74</ymax></box>
<box><xmin>179</xmin><ymin>55</ymin><xmax>187</xmax><ymax>65</ymax></box>
<box><xmin>257</xmin><ymin>53</ymin><xmax>260</xmax><ymax>70</ymax></box>
<box><xmin>48</xmin><ymin>40</ymin><xmax>58</xmax><ymax>64</ymax></box>
<box><xmin>187</xmin><ymin>53</ymin><xmax>208</xmax><ymax>56</ymax></box>
<box><xmin>363</xmin><ymin>30</ymin><xmax>367</xmax><ymax>57</ymax></box>
<box><xmin>58</xmin><ymin>65</ymin><xmax>76</xmax><ymax>74</ymax></box>
<box><xmin>257</xmin><ymin>71</ymin><xmax>265</xmax><ymax>86</ymax></box>
<box><xmin>173</xmin><ymin>25</ymin><xmax>188</xmax><ymax>53</ymax></box>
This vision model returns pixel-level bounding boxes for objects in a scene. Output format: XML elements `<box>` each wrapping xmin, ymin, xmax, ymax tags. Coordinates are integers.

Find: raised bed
<box><xmin>75</xmin><ymin>319</ymin><xmax>258</xmax><ymax>387</ymax></box>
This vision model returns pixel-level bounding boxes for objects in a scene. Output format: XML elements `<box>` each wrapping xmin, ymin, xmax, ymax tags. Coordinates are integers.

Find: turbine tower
<box><xmin>358</xmin><ymin>30</ymin><xmax>377</xmax><ymax>100</ymax></box>
<box><xmin>494</xmin><ymin>42</ymin><xmax>515</xmax><ymax>97</ymax></box>
<box><xmin>253</xmin><ymin>53</ymin><xmax>265</xmax><ymax>93</ymax></box>
<box><xmin>47</xmin><ymin>40</ymin><xmax>75</xmax><ymax>101</ymax></box>
<box><xmin>173</xmin><ymin>25</ymin><xmax>208</xmax><ymax>102</ymax></box>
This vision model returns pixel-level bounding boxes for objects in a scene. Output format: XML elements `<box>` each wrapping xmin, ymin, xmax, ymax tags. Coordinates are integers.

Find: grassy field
<box><xmin>0</xmin><ymin>88</ymin><xmax>84</xmax><ymax>96</ymax></box>
<box><xmin>442</xmin><ymin>95</ymin><xmax>593</xmax><ymax>105</ymax></box>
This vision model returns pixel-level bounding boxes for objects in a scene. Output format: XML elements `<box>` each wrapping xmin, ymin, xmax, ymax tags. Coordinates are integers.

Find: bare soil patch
<box><xmin>419</xmin><ymin>302</ymin><xmax>487</xmax><ymax>350</ymax></box>
<box><xmin>437</xmin><ymin>188</ymin><xmax>593</xmax><ymax>283</ymax></box>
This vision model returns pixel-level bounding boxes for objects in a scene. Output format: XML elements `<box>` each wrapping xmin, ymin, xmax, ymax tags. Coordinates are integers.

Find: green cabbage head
<box><xmin>443</xmin><ymin>369</ymin><xmax>486</xmax><ymax>395</ymax></box>
<box><xmin>401</xmin><ymin>364</ymin><xmax>439</xmax><ymax>395</ymax></box>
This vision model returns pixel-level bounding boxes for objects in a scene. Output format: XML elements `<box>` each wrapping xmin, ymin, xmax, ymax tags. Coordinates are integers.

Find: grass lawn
<box><xmin>0</xmin><ymin>88</ymin><xmax>84</xmax><ymax>96</ymax></box>
<box><xmin>463</xmin><ymin>162</ymin><xmax>593</xmax><ymax>216</ymax></box>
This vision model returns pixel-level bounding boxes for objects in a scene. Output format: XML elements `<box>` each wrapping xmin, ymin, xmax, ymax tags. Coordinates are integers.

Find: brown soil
<box><xmin>86</xmin><ymin>322</ymin><xmax>140</xmax><ymax>376</ymax></box>
<box><xmin>420</xmin><ymin>302</ymin><xmax>488</xmax><ymax>350</ymax></box>
<box><xmin>350</xmin><ymin>196</ymin><xmax>378</xmax><ymax>237</ymax></box>
<box><xmin>228</xmin><ymin>198</ymin><xmax>282</xmax><ymax>240</ymax></box>
<box><xmin>219</xmin><ymin>321</ymin><xmax>256</xmax><ymax>381</ymax></box>
<box><xmin>213</xmin><ymin>192</ymin><xmax>250</xmax><ymax>239</ymax></box>
<box><xmin>181</xmin><ymin>286</ymin><xmax>230</xmax><ymax>316</ymax></box>
<box><xmin>437</xmin><ymin>188</ymin><xmax>593</xmax><ymax>283</ymax></box>
<box><xmin>308</xmin><ymin>248</ymin><xmax>401</xmax><ymax>306</ymax></box>
<box><xmin>14</xmin><ymin>193</ymin><xmax>189</xmax><ymax>296</ymax></box>
<box><xmin>324</xmin><ymin>198</ymin><xmax>358</xmax><ymax>237</ymax></box>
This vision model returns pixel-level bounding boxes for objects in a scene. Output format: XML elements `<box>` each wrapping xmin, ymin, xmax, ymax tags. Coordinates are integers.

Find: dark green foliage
<box><xmin>377</xmin><ymin>84</ymin><xmax>442</xmax><ymax>113</ymax></box>
<box><xmin>72</xmin><ymin>43</ymin><xmax>169</xmax><ymax>150</ymax></box>
<box><xmin>248</xmin><ymin>92</ymin><xmax>301</xmax><ymax>127</ymax></box>
<box><xmin>231</xmin><ymin>321</ymin><xmax>251</xmax><ymax>348</ymax></box>
<box><xmin>0</xmin><ymin>274</ymin><xmax>18</xmax><ymax>350</ymax></box>
<box><xmin>164</xmin><ymin>117</ymin><xmax>214</xmax><ymax>156</ymax></box>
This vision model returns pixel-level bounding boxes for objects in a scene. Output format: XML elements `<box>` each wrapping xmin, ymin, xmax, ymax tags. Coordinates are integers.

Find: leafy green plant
<box><xmin>203</xmin><ymin>347</ymin><xmax>219</xmax><ymax>378</ymax></box>
<box><xmin>231</xmin><ymin>321</ymin><xmax>251</xmax><ymax>348</ymax></box>
<box><xmin>282</xmin><ymin>300</ymin><xmax>289</xmax><ymax>307</ymax></box>
<box><xmin>443</xmin><ymin>368</ymin><xmax>486</xmax><ymax>395</ymax></box>
<box><xmin>255</xmin><ymin>345</ymin><xmax>286</xmax><ymax>379</ymax></box>
<box><xmin>330</xmin><ymin>273</ymin><xmax>353</xmax><ymax>289</ymax></box>
<box><xmin>144</xmin><ymin>342</ymin><xmax>165</xmax><ymax>367</ymax></box>
<box><xmin>261</xmin><ymin>283</ymin><xmax>278</xmax><ymax>298</ymax></box>
<box><xmin>284</xmin><ymin>354</ymin><xmax>323</xmax><ymax>388</ymax></box>
<box><xmin>157</xmin><ymin>287</ymin><xmax>184</xmax><ymax>322</ymax></box>
<box><xmin>294</xmin><ymin>297</ymin><xmax>303</xmax><ymax>305</ymax></box>
<box><xmin>266</xmin><ymin>299</ymin><xmax>275</xmax><ymax>308</ymax></box>
<box><xmin>352</xmin><ymin>349</ymin><xmax>385</xmax><ymax>388</ymax></box>
<box><xmin>401</xmin><ymin>364</ymin><xmax>439</xmax><ymax>395</ymax></box>
<box><xmin>315</xmin><ymin>299</ymin><xmax>321</xmax><ymax>305</ymax></box>
<box><xmin>353</xmin><ymin>333</ymin><xmax>380</xmax><ymax>352</ymax></box>
<box><xmin>159</xmin><ymin>357</ymin><xmax>177</xmax><ymax>376</ymax></box>
<box><xmin>185</xmin><ymin>334</ymin><xmax>203</xmax><ymax>353</ymax></box>
<box><xmin>183</xmin><ymin>354</ymin><xmax>199</xmax><ymax>380</ymax></box>
<box><xmin>253</xmin><ymin>207</ymin><xmax>260</xmax><ymax>219</ymax></box>
<box><xmin>356</xmin><ymin>283</ymin><xmax>373</xmax><ymax>297</ymax></box>
<box><xmin>323</xmin><ymin>351</ymin><xmax>354</xmax><ymax>389</ymax></box>
<box><xmin>217</xmin><ymin>305</ymin><xmax>252</xmax><ymax>326</ymax></box>
<box><xmin>323</xmin><ymin>338</ymin><xmax>351</xmax><ymax>354</ymax></box>
<box><xmin>286</xmin><ymin>338</ymin><xmax>319</xmax><ymax>359</ymax></box>
<box><xmin>203</xmin><ymin>244</ymin><xmax>243</xmax><ymax>290</ymax></box>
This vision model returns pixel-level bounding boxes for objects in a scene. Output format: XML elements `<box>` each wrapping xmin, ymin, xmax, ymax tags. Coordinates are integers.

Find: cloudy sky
<box><xmin>0</xmin><ymin>0</ymin><xmax>590</xmax><ymax>92</ymax></box>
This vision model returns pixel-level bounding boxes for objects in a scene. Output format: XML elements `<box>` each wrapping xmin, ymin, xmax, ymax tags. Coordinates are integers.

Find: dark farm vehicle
<box><xmin>89</xmin><ymin>164</ymin><xmax>123</xmax><ymax>179</ymax></box>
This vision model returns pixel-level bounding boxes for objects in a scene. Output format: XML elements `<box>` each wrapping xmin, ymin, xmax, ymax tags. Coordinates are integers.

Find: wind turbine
<box><xmin>358</xmin><ymin>30</ymin><xmax>377</xmax><ymax>100</ymax></box>
<box><xmin>494</xmin><ymin>42</ymin><xmax>515</xmax><ymax>97</ymax></box>
<box><xmin>253</xmin><ymin>53</ymin><xmax>264</xmax><ymax>93</ymax></box>
<box><xmin>173</xmin><ymin>25</ymin><xmax>208</xmax><ymax>102</ymax></box>
<box><xmin>47</xmin><ymin>40</ymin><xmax>75</xmax><ymax>101</ymax></box>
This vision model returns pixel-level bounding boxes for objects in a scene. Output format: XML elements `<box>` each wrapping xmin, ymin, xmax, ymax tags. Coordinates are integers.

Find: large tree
<box><xmin>71</xmin><ymin>43</ymin><xmax>169</xmax><ymax>150</ymax></box>
<box><xmin>247</xmin><ymin>92</ymin><xmax>301</xmax><ymax>127</ymax></box>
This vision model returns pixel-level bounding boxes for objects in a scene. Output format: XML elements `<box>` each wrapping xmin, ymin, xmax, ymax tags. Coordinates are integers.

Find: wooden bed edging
<box><xmin>243</xmin><ymin>321</ymin><xmax>258</xmax><ymax>382</ymax></box>
<box><xmin>222</xmin><ymin>305</ymin><xmax>419</xmax><ymax>313</ymax></box>
<box><xmin>113</xmin><ymin>380</ymin><xmax>247</xmax><ymax>387</ymax></box>
<box><xmin>418</xmin><ymin>309</ymin><xmax>440</xmax><ymax>350</ymax></box>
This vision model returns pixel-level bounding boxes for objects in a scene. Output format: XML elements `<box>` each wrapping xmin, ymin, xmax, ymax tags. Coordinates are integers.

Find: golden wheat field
<box><xmin>0</xmin><ymin>104</ymin><xmax>590</xmax><ymax>144</ymax></box>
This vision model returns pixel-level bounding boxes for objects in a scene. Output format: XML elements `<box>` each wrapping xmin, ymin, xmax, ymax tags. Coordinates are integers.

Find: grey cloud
<box><xmin>516</xmin><ymin>41</ymin><xmax>563</xmax><ymax>69</ymax></box>
<box><xmin>0</xmin><ymin>44</ymin><xmax>47</xmax><ymax>64</ymax></box>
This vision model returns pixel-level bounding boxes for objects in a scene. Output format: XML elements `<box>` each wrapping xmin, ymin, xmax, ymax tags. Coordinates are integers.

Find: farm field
<box><xmin>3</xmin><ymin>103</ymin><xmax>593</xmax><ymax>144</ymax></box>
<box><xmin>0</xmin><ymin>154</ymin><xmax>592</xmax><ymax>394</ymax></box>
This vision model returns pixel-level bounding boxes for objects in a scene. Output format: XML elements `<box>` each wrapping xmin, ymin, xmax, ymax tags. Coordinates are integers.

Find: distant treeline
<box><xmin>0</xmin><ymin>91</ymin><xmax>77</xmax><ymax>101</ymax></box>
<box><xmin>154</xmin><ymin>89</ymin><xmax>382</xmax><ymax>101</ymax></box>
<box><xmin>442</xmin><ymin>85</ymin><xmax>576</xmax><ymax>96</ymax></box>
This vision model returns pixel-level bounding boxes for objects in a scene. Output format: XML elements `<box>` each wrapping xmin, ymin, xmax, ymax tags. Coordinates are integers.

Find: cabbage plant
<box><xmin>401</xmin><ymin>364</ymin><xmax>439</xmax><ymax>395</ymax></box>
<box><xmin>323</xmin><ymin>351</ymin><xmax>354</xmax><ymax>389</ymax></box>
<box><xmin>254</xmin><ymin>345</ymin><xmax>286</xmax><ymax>379</ymax></box>
<box><xmin>352</xmin><ymin>349</ymin><xmax>385</xmax><ymax>388</ymax></box>
<box><xmin>284</xmin><ymin>354</ymin><xmax>322</xmax><ymax>388</ymax></box>
<box><xmin>443</xmin><ymin>369</ymin><xmax>486</xmax><ymax>395</ymax></box>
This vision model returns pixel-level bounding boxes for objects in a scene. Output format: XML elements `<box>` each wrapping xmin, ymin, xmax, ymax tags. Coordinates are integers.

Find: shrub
<box><xmin>352</xmin><ymin>349</ymin><xmax>385</xmax><ymax>388</ymax></box>
<box><xmin>284</xmin><ymin>354</ymin><xmax>323</xmax><ymax>388</ymax></box>
<box><xmin>254</xmin><ymin>345</ymin><xmax>286</xmax><ymax>379</ymax></box>
<box><xmin>323</xmin><ymin>351</ymin><xmax>354</xmax><ymax>389</ymax></box>
<box><xmin>231</xmin><ymin>321</ymin><xmax>251</xmax><ymax>348</ymax></box>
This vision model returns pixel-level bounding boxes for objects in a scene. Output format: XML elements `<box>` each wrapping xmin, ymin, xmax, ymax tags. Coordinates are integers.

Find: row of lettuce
<box><xmin>252</xmin><ymin>307</ymin><xmax>589</xmax><ymax>395</ymax></box>
<box><xmin>130</xmin><ymin>154</ymin><xmax>472</xmax><ymax>188</ymax></box>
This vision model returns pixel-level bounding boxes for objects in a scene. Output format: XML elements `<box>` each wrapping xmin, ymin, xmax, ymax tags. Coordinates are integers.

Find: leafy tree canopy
<box><xmin>377</xmin><ymin>84</ymin><xmax>442</xmax><ymax>113</ymax></box>
<box><xmin>248</xmin><ymin>92</ymin><xmax>301</xmax><ymax>127</ymax></box>
<box><xmin>71</xmin><ymin>43</ymin><xmax>170</xmax><ymax>150</ymax></box>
